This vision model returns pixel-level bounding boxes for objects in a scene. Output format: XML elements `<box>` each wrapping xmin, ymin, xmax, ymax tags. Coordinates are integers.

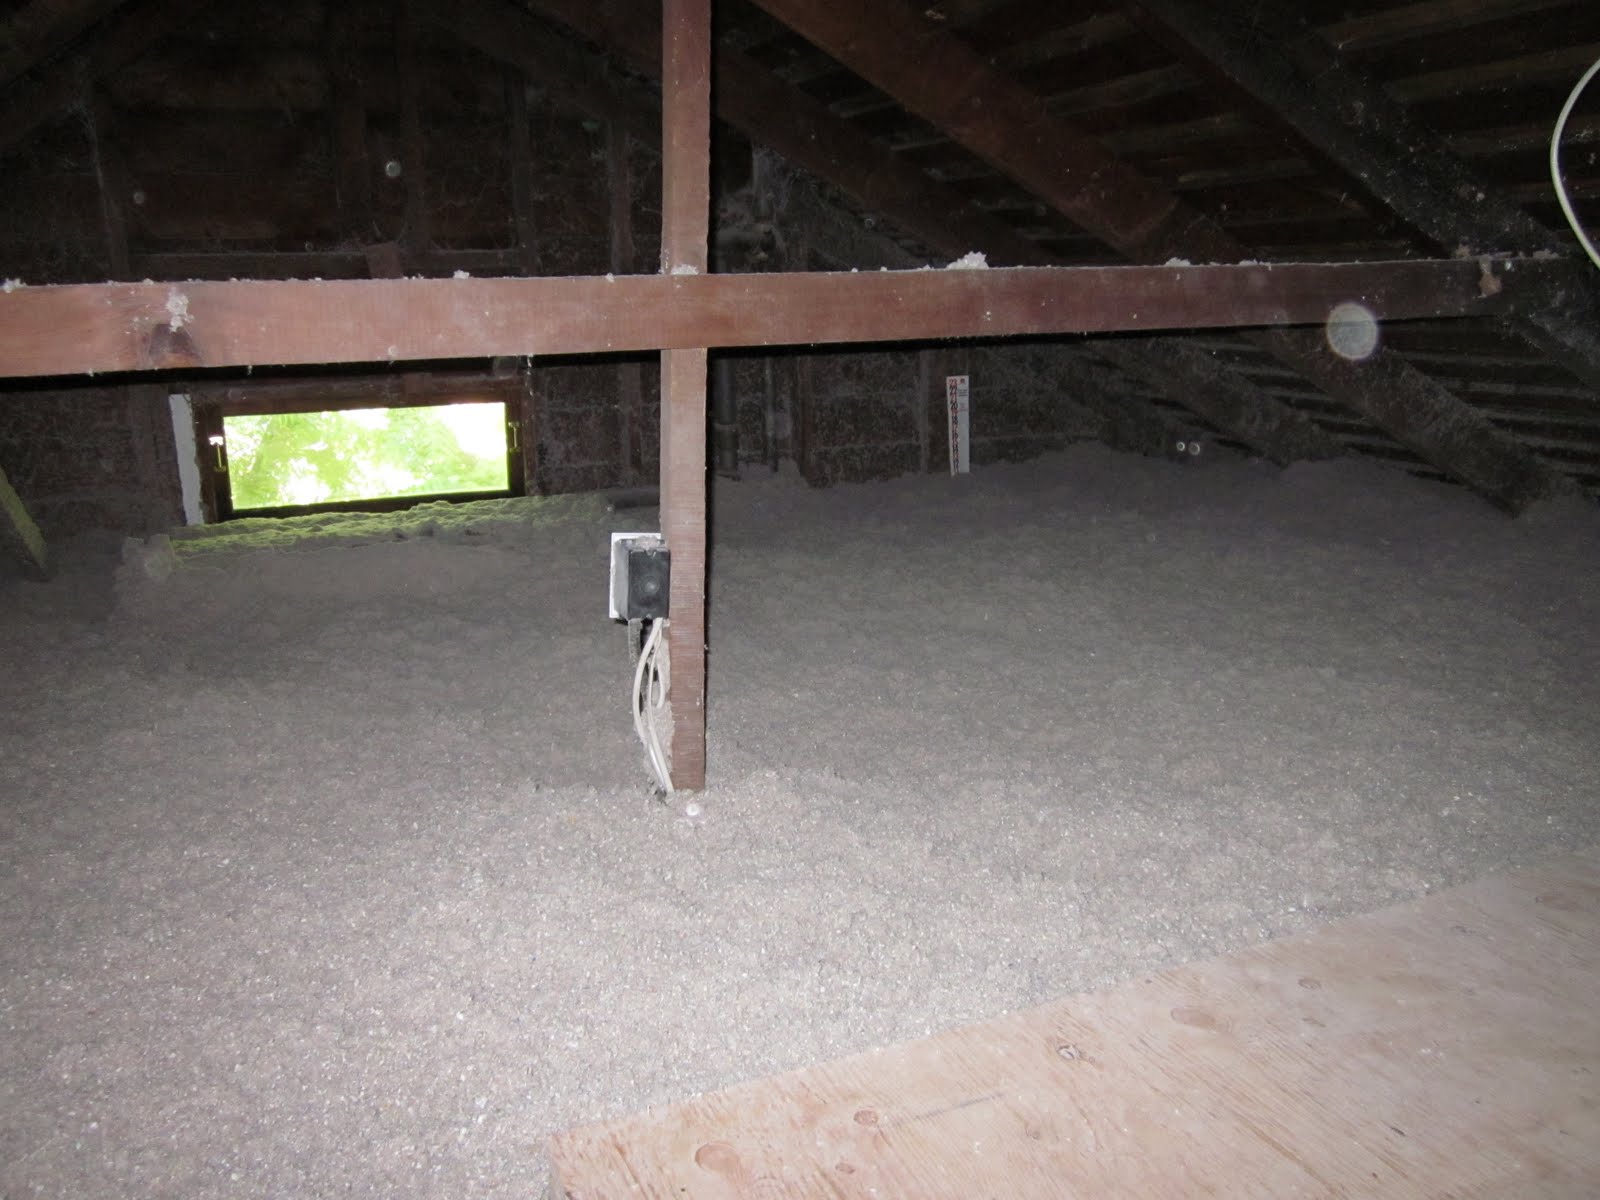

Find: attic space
<box><xmin>4</xmin><ymin>0</ymin><xmax>1600</xmax><ymax>542</ymax></box>
<box><xmin>2</xmin><ymin>1</ymin><xmax>1600</xmax><ymax>1196</ymax></box>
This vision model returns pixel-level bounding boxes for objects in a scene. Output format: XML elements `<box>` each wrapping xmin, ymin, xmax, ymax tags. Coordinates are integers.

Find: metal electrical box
<box><xmin>608</xmin><ymin>533</ymin><xmax>670</xmax><ymax>621</ymax></box>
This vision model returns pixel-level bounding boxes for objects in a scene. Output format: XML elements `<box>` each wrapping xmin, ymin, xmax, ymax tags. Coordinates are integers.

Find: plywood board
<box><xmin>551</xmin><ymin>846</ymin><xmax>1600</xmax><ymax>1198</ymax></box>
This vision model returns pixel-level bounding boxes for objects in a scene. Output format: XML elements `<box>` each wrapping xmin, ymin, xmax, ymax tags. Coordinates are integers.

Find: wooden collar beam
<box><xmin>0</xmin><ymin>257</ymin><xmax>1525</xmax><ymax>380</ymax></box>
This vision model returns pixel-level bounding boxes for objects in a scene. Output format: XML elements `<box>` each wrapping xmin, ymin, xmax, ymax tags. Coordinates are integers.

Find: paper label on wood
<box><xmin>946</xmin><ymin>374</ymin><xmax>970</xmax><ymax>475</ymax></box>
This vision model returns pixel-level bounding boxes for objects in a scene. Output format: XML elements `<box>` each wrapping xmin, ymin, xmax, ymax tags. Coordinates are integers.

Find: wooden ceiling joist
<box><xmin>0</xmin><ymin>257</ymin><xmax>1519</xmax><ymax>380</ymax></box>
<box><xmin>1124</xmin><ymin>0</ymin><xmax>1600</xmax><ymax>396</ymax></box>
<box><xmin>746</xmin><ymin>0</ymin><xmax>1573</xmax><ymax>511</ymax></box>
<box><xmin>511</xmin><ymin>0</ymin><xmax>1340</xmax><ymax>464</ymax></box>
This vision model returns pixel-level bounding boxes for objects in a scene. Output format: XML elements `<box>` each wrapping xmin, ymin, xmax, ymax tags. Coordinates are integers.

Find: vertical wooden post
<box><xmin>659</xmin><ymin>0</ymin><xmax>711</xmax><ymax>790</ymax></box>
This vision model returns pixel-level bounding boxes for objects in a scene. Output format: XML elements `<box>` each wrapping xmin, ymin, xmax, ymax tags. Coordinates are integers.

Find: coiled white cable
<box><xmin>632</xmin><ymin>618</ymin><xmax>673</xmax><ymax>792</ymax></box>
<box><xmin>1551</xmin><ymin>53</ymin><xmax>1600</xmax><ymax>271</ymax></box>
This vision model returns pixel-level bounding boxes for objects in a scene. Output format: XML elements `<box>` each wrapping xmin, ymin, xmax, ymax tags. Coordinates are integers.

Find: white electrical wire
<box><xmin>632</xmin><ymin>618</ymin><xmax>673</xmax><ymax>792</ymax></box>
<box><xmin>1551</xmin><ymin>53</ymin><xmax>1600</xmax><ymax>271</ymax></box>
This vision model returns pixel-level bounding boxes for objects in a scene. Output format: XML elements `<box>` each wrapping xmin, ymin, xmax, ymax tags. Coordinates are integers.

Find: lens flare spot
<box><xmin>1325</xmin><ymin>301</ymin><xmax>1379</xmax><ymax>361</ymax></box>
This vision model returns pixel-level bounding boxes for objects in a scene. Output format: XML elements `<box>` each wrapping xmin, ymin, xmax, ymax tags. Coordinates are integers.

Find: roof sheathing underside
<box><xmin>0</xmin><ymin>0</ymin><xmax>1598</xmax><ymax>501</ymax></box>
<box><xmin>719</xmin><ymin>0</ymin><xmax>1600</xmax><ymax>497</ymax></box>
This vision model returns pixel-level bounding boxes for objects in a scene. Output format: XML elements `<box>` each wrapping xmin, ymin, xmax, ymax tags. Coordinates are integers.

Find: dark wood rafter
<box><xmin>0</xmin><ymin>0</ymin><xmax>129</xmax><ymax>92</ymax></box>
<box><xmin>1099</xmin><ymin>339</ymin><xmax>1342</xmax><ymax>463</ymax></box>
<box><xmin>1278</xmin><ymin>337</ymin><xmax>1566</xmax><ymax>509</ymax></box>
<box><xmin>507</xmin><ymin>69</ymin><xmax>541</xmax><ymax>275</ymax></box>
<box><xmin>746</xmin><ymin>0</ymin><xmax>1573</xmax><ymax>511</ymax></box>
<box><xmin>778</xmin><ymin>198</ymin><xmax>1188</xmax><ymax>463</ymax></box>
<box><xmin>82</xmin><ymin>82</ymin><xmax>130</xmax><ymax>279</ymax></box>
<box><xmin>1318</xmin><ymin>0</ymin><xmax>1576</xmax><ymax>55</ymax></box>
<box><xmin>1073</xmin><ymin>374</ymin><xmax>1201</xmax><ymax>457</ymax></box>
<box><xmin>395</xmin><ymin>1</ymin><xmax>431</xmax><ymax>263</ymax></box>
<box><xmin>0</xmin><ymin>257</ymin><xmax>1524</xmax><ymax>380</ymax></box>
<box><xmin>659</xmin><ymin>0</ymin><xmax>712</xmax><ymax>790</ymax></box>
<box><xmin>423</xmin><ymin>0</ymin><xmax>659</xmax><ymax>146</ymax></box>
<box><xmin>522</xmin><ymin>0</ymin><xmax>1056</xmax><ymax>261</ymax></box>
<box><xmin>327</xmin><ymin>1</ymin><xmax>372</xmax><ymax>244</ymax></box>
<box><xmin>608</xmin><ymin>120</ymin><xmax>644</xmax><ymax>482</ymax></box>
<box><xmin>515</xmin><ymin>0</ymin><xmax>1337</xmax><ymax>465</ymax></box>
<box><xmin>0</xmin><ymin>0</ymin><xmax>210</xmax><ymax>154</ymax></box>
<box><xmin>1124</xmin><ymin>0</ymin><xmax>1600</xmax><ymax>396</ymax></box>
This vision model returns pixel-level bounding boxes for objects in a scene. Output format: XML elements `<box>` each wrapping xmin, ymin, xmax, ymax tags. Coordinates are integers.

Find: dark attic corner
<box><xmin>2</xmin><ymin>2</ymin><xmax>1600</xmax><ymax>1197</ymax></box>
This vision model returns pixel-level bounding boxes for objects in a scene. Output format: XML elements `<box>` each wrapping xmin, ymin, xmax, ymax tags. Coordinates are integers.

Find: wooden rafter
<box><xmin>746</xmin><ymin>0</ymin><xmax>1573</xmax><ymax>511</ymax></box>
<box><xmin>424</xmin><ymin>0</ymin><xmax>658</xmax><ymax>145</ymax></box>
<box><xmin>0</xmin><ymin>0</ymin><xmax>209</xmax><ymax>155</ymax></box>
<box><xmin>1099</xmin><ymin>339</ymin><xmax>1341</xmax><ymax>464</ymax></box>
<box><xmin>1125</xmin><ymin>0</ymin><xmax>1600</xmax><ymax>397</ymax></box>
<box><xmin>326</xmin><ymin>1</ymin><xmax>372</xmax><ymax>243</ymax></box>
<box><xmin>1319</xmin><ymin>0</ymin><xmax>1575</xmax><ymax>55</ymax></box>
<box><xmin>395</xmin><ymin>0</ymin><xmax>431</xmax><ymax>262</ymax></box>
<box><xmin>507</xmin><ymin>68</ymin><xmax>540</xmax><ymax>275</ymax></box>
<box><xmin>83</xmin><ymin>85</ymin><xmax>130</xmax><ymax>279</ymax></box>
<box><xmin>514</xmin><ymin>0</ymin><xmax>1338</xmax><ymax>464</ymax></box>
<box><xmin>0</xmin><ymin>0</ymin><xmax>128</xmax><ymax>92</ymax></box>
<box><xmin>0</xmin><ymin>258</ymin><xmax>1531</xmax><ymax>380</ymax></box>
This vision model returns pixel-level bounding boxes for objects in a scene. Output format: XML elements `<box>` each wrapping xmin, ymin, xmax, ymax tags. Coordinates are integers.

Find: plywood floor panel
<box><xmin>551</xmin><ymin>846</ymin><xmax>1600</xmax><ymax>1198</ymax></box>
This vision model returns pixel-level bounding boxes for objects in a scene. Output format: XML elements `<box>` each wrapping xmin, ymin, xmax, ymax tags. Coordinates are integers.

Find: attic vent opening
<box><xmin>206</xmin><ymin>400</ymin><xmax>519</xmax><ymax>518</ymax></box>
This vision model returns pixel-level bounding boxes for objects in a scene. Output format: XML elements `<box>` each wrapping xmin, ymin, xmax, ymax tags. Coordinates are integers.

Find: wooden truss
<box><xmin>0</xmin><ymin>0</ymin><xmax>1580</xmax><ymax>788</ymax></box>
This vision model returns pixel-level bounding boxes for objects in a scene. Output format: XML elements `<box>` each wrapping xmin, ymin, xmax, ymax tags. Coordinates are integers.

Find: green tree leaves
<box><xmin>224</xmin><ymin>404</ymin><xmax>508</xmax><ymax>509</ymax></box>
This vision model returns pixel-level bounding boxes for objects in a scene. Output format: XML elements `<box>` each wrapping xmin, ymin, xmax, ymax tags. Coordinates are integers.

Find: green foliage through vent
<box><xmin>223</xmin><ymin>403</ymin><xmax>509</xmax><ymax>509</ymax></box>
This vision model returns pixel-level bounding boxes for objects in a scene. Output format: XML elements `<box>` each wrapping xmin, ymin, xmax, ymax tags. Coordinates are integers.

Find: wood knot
<box><xmin>1170</xmin><ymin>1006</ymin><xmax>1229</xmax><ymax>1033</ymax></box>
<box><xmin>693</xmin><ymin>1141</ymin><xmax>743</xmax><ymax>1177</ymax></box>
<box><xmin>145</xmin><ymin>322</ymin><xmax>202</xmax><ymax>369</ymax></box>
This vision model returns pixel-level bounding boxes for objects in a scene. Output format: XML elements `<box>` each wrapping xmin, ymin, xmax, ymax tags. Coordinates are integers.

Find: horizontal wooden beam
<box><xmin>0</xmin><ymin>258</ymin><xmax>1523</xmax><ymax>379</ymax></box>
